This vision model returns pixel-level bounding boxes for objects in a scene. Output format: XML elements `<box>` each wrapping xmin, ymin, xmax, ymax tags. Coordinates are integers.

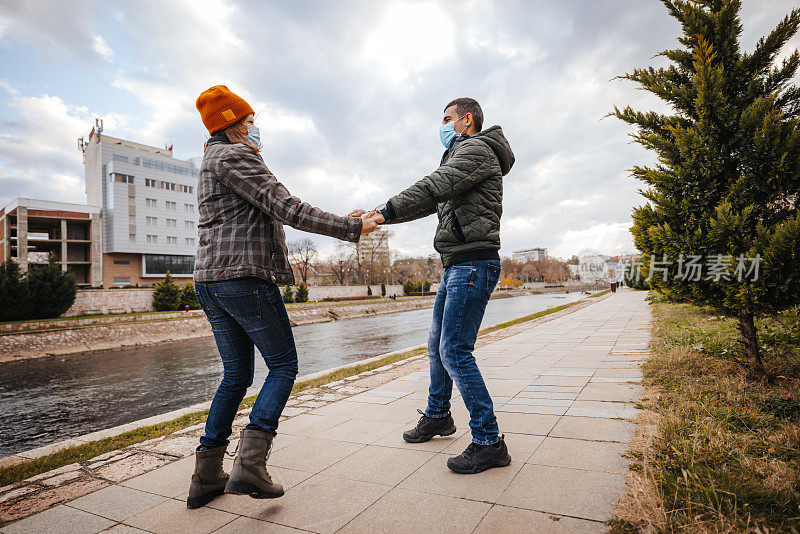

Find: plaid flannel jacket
<box><xmin>193</xmin><ymin>137</ymin><xmax>362</xmax><ymax>285</ymax></box>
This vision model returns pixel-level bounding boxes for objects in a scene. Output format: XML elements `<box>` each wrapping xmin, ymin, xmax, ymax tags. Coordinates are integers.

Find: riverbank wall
<box><xmin>0</xmin><ymin>296</ymin><xmax>437</xmax><ymax>363</ymax></box>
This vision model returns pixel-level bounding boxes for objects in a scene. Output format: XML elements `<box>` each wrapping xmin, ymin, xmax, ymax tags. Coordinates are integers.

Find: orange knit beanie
<box><xmin>196</xmin><ymin>85</ymin><xmax>255</xmax><ymax>135</ymax></box>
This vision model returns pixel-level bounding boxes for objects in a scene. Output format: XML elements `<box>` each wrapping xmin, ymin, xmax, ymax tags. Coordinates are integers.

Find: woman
<box><xmin>187</xmin><ymin>85</ymin><xmax>377</xmax><ymax>509</ymax></box>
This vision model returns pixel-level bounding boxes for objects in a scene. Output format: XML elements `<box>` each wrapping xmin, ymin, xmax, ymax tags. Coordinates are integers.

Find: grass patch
<box><xmin>589</xmin><ymin>289</ymin><xmax>611</xmax><ymax>298</ymax></box>
<box><xmin>613</xmin><ymin>295</ymin><xmax>800</xmax><ymax>533</ymax></box>
<box><xmin>0</xmin><ymin>294</ymin><xmax>595</xmax><ymax>488</ymax></box>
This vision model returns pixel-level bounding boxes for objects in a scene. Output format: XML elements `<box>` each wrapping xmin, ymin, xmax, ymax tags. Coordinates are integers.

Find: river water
<box><xmin>0</xmin><ymin>292</ymin><xmax>586</xmax><ymax>457</ymax></box>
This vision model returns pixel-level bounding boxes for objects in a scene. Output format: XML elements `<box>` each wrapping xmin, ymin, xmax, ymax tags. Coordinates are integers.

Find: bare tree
<box><xmin>288</xmin><ymin>238</ymin><xmax>318</xmax><ymax>284</ymax></box>
<box><xmin>328</xmin><ymin>243</ymin><xmax>355</xmax><ymax>285</ymax></box>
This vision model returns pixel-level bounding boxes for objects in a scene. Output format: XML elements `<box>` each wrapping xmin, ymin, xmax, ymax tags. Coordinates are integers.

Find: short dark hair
<box><xmin>444</xmin><ymin>97</ymin><xmax>483</xmax><ymax>132</ymax></box>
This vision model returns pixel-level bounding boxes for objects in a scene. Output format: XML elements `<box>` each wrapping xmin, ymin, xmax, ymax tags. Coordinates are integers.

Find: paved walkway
<box><xmin>0</xmin><ymin>289</ymin><xmax>651</xmax><ymax>534</ymax></box>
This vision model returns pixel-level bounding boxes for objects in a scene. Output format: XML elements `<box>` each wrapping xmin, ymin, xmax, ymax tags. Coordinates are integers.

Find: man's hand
<box><xmin>360</xmin><ymin>211</ymin><xmax>381</xmax><ymax>235</ymax></box>
<box><xmin>348</xmin><ymin>209</ymin><xmax>367</xmax><ymax>217</ymax></box>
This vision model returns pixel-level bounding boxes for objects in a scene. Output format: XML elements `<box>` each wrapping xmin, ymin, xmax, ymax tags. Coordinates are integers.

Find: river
<box><xmin>0</xmin><ymin>292</ymin><xmax>586</xmax><ymax>457</ymax></box>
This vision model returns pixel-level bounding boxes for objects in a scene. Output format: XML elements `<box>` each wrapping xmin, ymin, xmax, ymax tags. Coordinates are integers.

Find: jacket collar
<box><xmin>206</xmin><ymin>134</ymin><xmax>230</xmax><ymax>147</ymax></box>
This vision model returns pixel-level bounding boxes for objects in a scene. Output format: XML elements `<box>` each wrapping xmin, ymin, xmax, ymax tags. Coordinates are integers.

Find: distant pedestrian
<box><xmin>186</xmin><ymin>85</ymin><xmax>378</xmax><ymax>509</ymax></box>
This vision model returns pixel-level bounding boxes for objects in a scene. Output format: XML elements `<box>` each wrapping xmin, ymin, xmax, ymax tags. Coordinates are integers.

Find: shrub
<box><xmin>152</xmin><ymin>271</ymin><xmax>181</xmax><ymax>311</ymax></box>
<box><xmin>282</xmin><ymin>285</ymin><xmax>295</xmax><ymax>303</ymax></box>
<box><xmin>0</xmin><ymin>259</ymin><xmax>32</xmax><ymax>321</ymax></box>
<box><xmin>423</xmin><ymin>280</ymin><xmax>431</xmax><ymax>292</ymax></box>
<box><xmin>179</xmin><ymin>283</ymin><xmax>200</xmax><ymax>309</ymax></box>
<box><xmin>26</xmin><ymin>256</ymin><xmax>77</xmax><ymax>319</ymax></box>
<box><xmin>295</xmin><ymin>283</ymin><xmax>309</xmax><ymax>303</ymax></box>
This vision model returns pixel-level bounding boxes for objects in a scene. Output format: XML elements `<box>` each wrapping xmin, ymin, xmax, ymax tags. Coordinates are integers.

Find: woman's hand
<box><xmin>348</xmin><ymin>209</ymin><xmax>367</xmax><ymax>217</ymax></box>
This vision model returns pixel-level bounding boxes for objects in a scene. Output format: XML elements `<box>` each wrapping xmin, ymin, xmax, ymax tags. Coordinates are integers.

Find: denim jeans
<box><xmin>425</xmin><ymin>259</ymin><xmax>502</xmax><ymax>445</ymax></box>
<box><xmin>194</xmin><ymin>277</ymin><xmax>298</xmax><ymax>450</ymax></box>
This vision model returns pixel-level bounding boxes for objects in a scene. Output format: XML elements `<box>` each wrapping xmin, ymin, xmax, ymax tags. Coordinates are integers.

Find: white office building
<box><xmin>81</xmin><ymin>125</ymin><xmax>199</xmax><ymax>287</ymax></box>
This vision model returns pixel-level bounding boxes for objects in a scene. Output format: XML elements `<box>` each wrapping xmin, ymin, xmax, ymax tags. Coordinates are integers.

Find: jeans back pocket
<box><xmin>215</xmin><ymin>289</ymin><xmax>262</xmax><ymax>321</ymax></box>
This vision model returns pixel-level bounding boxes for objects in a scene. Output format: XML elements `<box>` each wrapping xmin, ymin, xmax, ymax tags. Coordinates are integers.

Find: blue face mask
<box><xmin>439</xmin><ymin>114</ymin><xmax>467</xmax><ymax>148</ymax></box>
<box><xmin>245</xmin><ymin>123</ymin><xmax>261</xmax><ymax>147</ymax></box>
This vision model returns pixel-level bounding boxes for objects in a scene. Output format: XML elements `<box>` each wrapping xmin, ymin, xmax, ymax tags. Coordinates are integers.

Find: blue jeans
<box><xmin>194</xmin><ymin>277</ymin><xmax>298</xmax><ymax>449</ymax></box>
<box><xmin>426</xmin><ymin>259</ymin><xmax>502</xmax><ymax>445</ymax></box>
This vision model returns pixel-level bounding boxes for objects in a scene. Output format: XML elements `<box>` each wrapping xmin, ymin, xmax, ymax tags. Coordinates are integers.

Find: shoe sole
<box><xmin>402</xmin><ymin>425</ymin><xmax>457</xmax><ymax>443</ymax></box>
<box><xmin>447</xmin><ymin>452</ymin><xmax>512</xmax><ymax>474</ymax></box>
<box><xmin>186</xmin><ymin>489</ymin><xmax>224</xmax><ymax>509</ymax></box>
<box><xmin>224</xmin><ymin>480</ymin><xmax>284</xmax><ymax>499</ymax></box>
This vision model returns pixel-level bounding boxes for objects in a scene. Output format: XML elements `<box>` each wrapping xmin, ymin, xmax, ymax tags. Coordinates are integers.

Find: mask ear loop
<box><xmin>456</xmin><ymin>114</ymin><xmax>469</xmax><ymax>136</ymax></box>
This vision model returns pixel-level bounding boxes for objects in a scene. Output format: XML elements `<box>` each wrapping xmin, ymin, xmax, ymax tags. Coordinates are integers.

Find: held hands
<box><xmin>348</xmin><ymin>209</ymin><xmax>385</xmax><ymax>235</ymax></box>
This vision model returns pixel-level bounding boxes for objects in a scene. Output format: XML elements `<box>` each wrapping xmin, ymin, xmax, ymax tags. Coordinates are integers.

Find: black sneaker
<box><xmin>402</xmin><ymin>409</ymin><xmax>457</xmax><ymax>443</ymax></box>
<box><xmin>447</xmin><ymin>435</ymin><xmax>511</xmax><ymax>474</ymax></box>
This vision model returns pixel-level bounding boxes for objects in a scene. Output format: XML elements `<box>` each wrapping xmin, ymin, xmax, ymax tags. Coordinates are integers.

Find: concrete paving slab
<box><xmin>1</xmin><ymin>504</ymin><xmax>114</xmax><ymax>534</ymax></box>
<box><xmin>474</xmin><ymin>504</ymin><xmax>605</xmax><ymax>533</ymax></box>
<box><xmin>67</xmin><ymin>484</ymin><xmax>166</xmax><ymax>521</ymax></box>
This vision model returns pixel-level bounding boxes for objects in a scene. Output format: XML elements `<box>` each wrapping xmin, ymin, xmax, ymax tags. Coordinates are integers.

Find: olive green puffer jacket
<box><xmin>386</xmin><ymin>125</ymin><xmax>514</xmax><ymax>267</ymax></box>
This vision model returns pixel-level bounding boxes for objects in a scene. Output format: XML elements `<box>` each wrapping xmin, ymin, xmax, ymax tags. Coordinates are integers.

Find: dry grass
<box><xmin>611</xmin><ymin>297</ymin><xmax>800</xmax><ymax>533</ymax></box>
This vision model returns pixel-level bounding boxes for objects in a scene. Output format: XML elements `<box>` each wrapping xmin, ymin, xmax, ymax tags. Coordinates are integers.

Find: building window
<box><xmin>144</xmin><ymin>254</ymin><xmax>195</xmax><ymax>275</ymax></box>
<box><xmin>185</xmin><ymin>237</ymin><xmax>195</xmax><ymax>247</ymax></box>
<box><xmin>116</xmin><ymin>173</ymin><xmax>135</xmax><ymax>183</ymax></box>
<box><xmin>113</xmin><ymin>260</ymin><xmax>131</xmax><ymax>265</ymax></box>
<box><xmin>113</xmin><ymin>154</ymin><xmax>129</xmax><ymax>163</ymax></box>
<box><xmin>185</xmin><ymin>204</ymin><xmax>194</xmax><ymax>213</ymax></box>
<box><xmin>185</xmin><ymin>221</ymin><xmax>195</xmax><ymax>230</ymax></box>
<box><xmin>146</xmin><ymin>198</ymin><xmax>157</xmax><ymax>208</ymax></box>
<box><xmin>128</xmin><ymin>195</ymin><xmax>135</xmax><ymax>206</ymax></box>
<box><xmin>113</xmin><ymin>276</ymin><xmax>131</xmax><ymax>285</ymax></box>
<box><xmin>146</xmin><ymin>216</ymin><xmax>157</xmax><ymax>226</ymax></box>
<box><xmin>146</xmin><ymin>234</ymin><xmax>158</xmax><ymax>244</ymax></box>
<box><xmin>145</xmin><ymin>178</ymin><xmax>157</xmax><ymax>187</ymax></box>
<box><xmin>167</xmin><ymin>236</ymin><xmax>177</xmax><ymax>245</ymax></box>
<box><xmin>166</xmin><ymin>218</ymin><xmax>176</xmax><ymax>227</ymax></box>
<box><xmin>180</xmin><ymin>185</ymin><xmax>194</xmax><ymax>194</ymax></box>
<box><xmin>166</xmin><ymin>201</ymin><xmax>177</xmax><ymax>210</ymax></box>
<box><xmin>129</xmin><ymin>233</ymin><xmax>136</xmax><ymax>242</ymax></box>
<box><xmin>142</xmin><ymin>158</ymin><xmax>199</xmax><ymax>177</ymax></box>
<box><xmin>129</xmin><ymin>215</ymin><xmax>136</xmax><ymax>224</ymax></box>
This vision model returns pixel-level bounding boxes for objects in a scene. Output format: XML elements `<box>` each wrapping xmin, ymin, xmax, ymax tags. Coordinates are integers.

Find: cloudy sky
<box><xmin>0</xmin><ymin>0</ymin><xmax>797</xmax><ymax>260</ymax></box>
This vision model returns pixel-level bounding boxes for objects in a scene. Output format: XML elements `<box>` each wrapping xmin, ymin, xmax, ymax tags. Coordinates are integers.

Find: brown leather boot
<box><xmin>224</xmin><ymin>429</ymin><xmax>283</xmax><ymax>498</ymax></box>
<box><xmin>186</xmin><ymin>444</ymin><xmax>229</xmax><ymax>509</ymax></box>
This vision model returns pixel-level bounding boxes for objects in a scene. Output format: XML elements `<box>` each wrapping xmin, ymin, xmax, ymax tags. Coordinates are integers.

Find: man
<box><xmin>358</xmin><ymin>97</ymin><xmax>515</xmax><ymax>474</ymax></box>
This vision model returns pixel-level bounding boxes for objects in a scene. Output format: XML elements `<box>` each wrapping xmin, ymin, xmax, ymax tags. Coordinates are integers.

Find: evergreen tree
<box><xmin>295</xmin><ymin>282</ymin><xmax>309</xmax><ymax>303</ymax></box>
<box><xmin>179</xmin><ymin>282</ymin><xmax>200</xmax><ymax>310</ymax></box>
<box><xmin>614</xmin><ymin>1</ymin><xmax>800</xmax><ymax>377</ymax></box>
<box><xmin>0</xmin><ymin>259</ymin><xmax>32</xmax><ymax>321</ymax></box>
<box><xmin>152</xmin><ymin>271</ymin><xmax>181</xmax><ymax>311</ymax></box>
<box><xmin>423</xmin><ymin>279</ymin><xmax>432</xmax><ymax>292</ymax></box>
<box><xmin>282</xmin><ymin>285</ymin><xmax>295</xmax><ymax>304</ymax></box>
<box><xmin>381</xmin><ymin>282</ymin><xmax>387</xmax><ymax>297</ymax></box>
<box><xmin>402</xmin><ymin>280</ymin><xmax>412</xmax><ymax>295</ymax></box>
<box><xmin>367</xmin><ymin>285</ymin><xmax>373</xmax><ymax>296</ymax></box>
<box><xmin>26</xmin><ymin>256</ymin><xmax>77</xmax><ymax>319</ymax></box>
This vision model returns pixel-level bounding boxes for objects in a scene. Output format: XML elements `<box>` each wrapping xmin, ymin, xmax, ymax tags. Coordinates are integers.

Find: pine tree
<box><xmin>614</xmin><ymin>1</ymin><xmax>800</xmax><ymax>378</ymax></box>
<box><xmin>282</xmin><ymin>285</ymin><xmax>295</xmax><ymax>304</ymax></box>
<box><xmin>0</xmin><ymin>259</ymin><xmax>32</xmax><ymax>321</ymax></box>
<box><xmin>367</xmin><ymin>285</ymin><xmax>373</xmax><ymax>296</ymax></box>
<box><xmin>381</xmin><ymin>282</ymin><xmax>387</xmax><ymax>297</ymax></box>
<box><xmin>295</xmin><ymin>282</ymin><xmax>309</xmax><ymax>303</ymax></box>
<box><xmin>26</xmin><ymin>256</ymin><xmax>77</xmax><ymax>319</ymax></box>
<box><xmin>152</xmin><ymin>271</ymin><xmax>181</xmax><ymax>311</ymax></box>
<box><xmin>179</xmin><ymin>282</ymin><xmax>200</xmax><ymax>310</ymax></box>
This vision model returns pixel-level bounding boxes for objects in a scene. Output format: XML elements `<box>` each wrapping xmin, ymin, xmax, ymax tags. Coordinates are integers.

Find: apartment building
<box><xmin>512</xmin><ymin>247</ymin><xmax>548</xmax><ymax>263</ymax></box>
<box><xmin>81</xmin><ymin>126</ymin><xmax>199</xmax><ymax>287</ymax></box>
<box><xmin>0</xmin><ymin>198</ymin><xmax>102</xmax><ymax>286</ymax></box>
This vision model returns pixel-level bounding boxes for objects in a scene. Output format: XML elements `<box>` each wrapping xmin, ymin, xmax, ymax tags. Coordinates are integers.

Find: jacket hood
<box><xmin>471</xmin><ymin>125</ymin><xmax>514</xmax><ymax>175</ymax></box>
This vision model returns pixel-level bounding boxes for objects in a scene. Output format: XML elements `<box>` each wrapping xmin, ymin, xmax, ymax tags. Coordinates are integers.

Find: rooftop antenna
<box><xmin>77</xmin><ymin>136</ymin><xmax>87</xmax><ymax>162</ymax></box>
<box><xmin>95</xmin><ymin>117</ymin><xmax>104</xmax><ymax>134</ymax></box>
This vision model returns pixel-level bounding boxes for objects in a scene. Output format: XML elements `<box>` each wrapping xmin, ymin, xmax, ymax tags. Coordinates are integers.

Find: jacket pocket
<box><xmin>451</xmin><ymin>210</ymin><xmax>467</xmax><ymax>243</ymax></box>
